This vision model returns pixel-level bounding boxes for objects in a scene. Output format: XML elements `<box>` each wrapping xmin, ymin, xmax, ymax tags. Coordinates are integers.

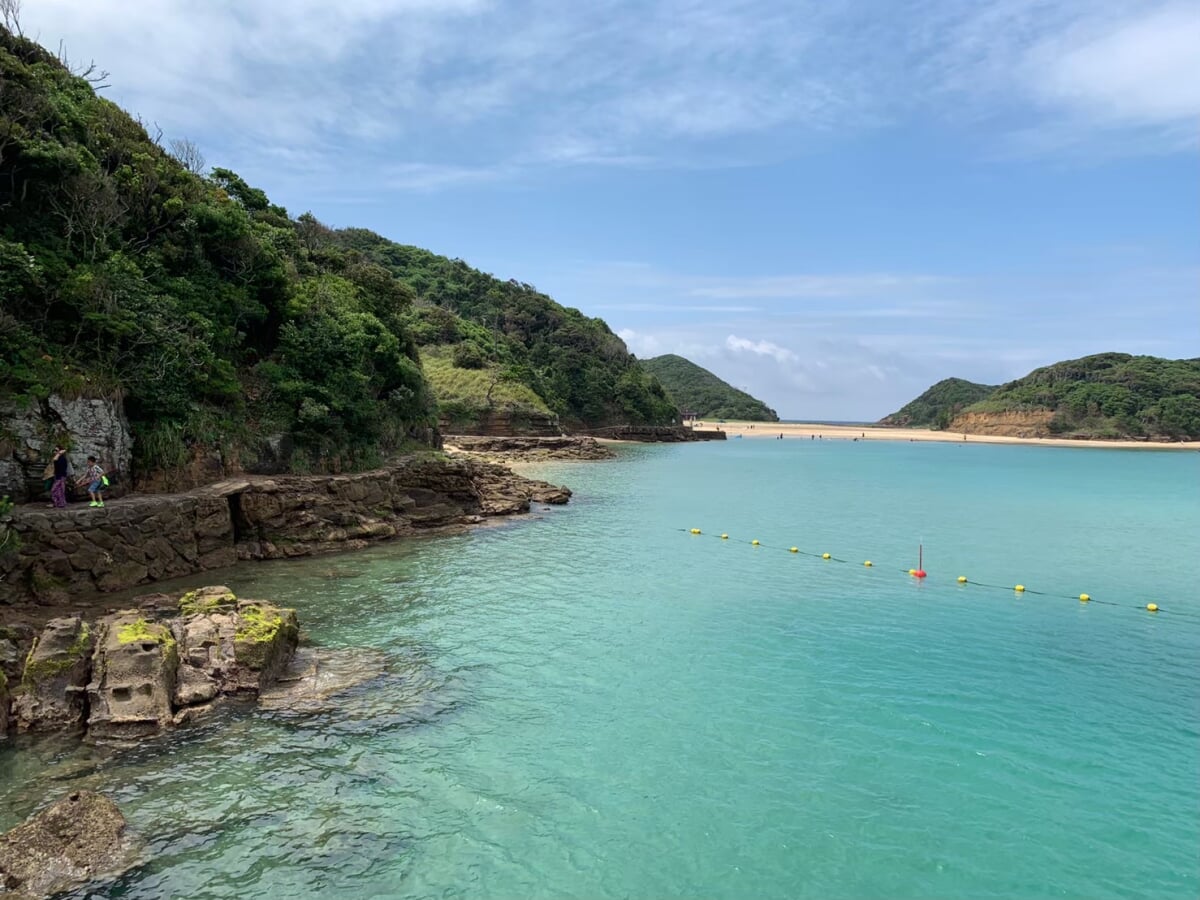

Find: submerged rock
<box><xmin>13</xmin><ymin>616</ymin><xmax>92</xmax><ymax>733</ymax></box>
<box><xmin>85</xmin><ymin>611</ymin><xmax>179</xmax><ymax>742</ymax></box>
<box><xmin>0</xmin><ymin>790</ymin><xmax>136</xmax><ymax>899</ymax></box>
<box><xmin>259</xmin><ymin>647</ymin><xmax>387</xmax><ymax>713</ymax></box>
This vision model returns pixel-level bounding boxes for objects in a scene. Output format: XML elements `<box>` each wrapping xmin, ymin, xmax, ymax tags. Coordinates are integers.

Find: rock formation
<box><xmin>85</xmin><ymin>611</ymin><xmax>180</xmax><ymax>741</ymax></box>
<box><xmin>0</xmin><ymin>791</ymin><xmax>137</xmax><ymax>900</ymax></box>
<box><xmin>6</xmin><ymin>587</ymin><xmax>299</xmax><ymax>742</ymax></box>
<box><xmin>1</xmin><ymin>455</ymin><xmax>569</xmax><ymax>605</ymax></box>
<box><xmin>446</xmin><ymin>434</ymin><xmax>616</xmax><ymax>461</ymax></box>
<box><xmin>12</xmin><ymin>615</ymin><xmax>92</xmax><ymax>732</ymax></box>
<box><xmin>0</xmin><ymin>395</ymin><xmax>133</xmax><ymax>504</ymax></box>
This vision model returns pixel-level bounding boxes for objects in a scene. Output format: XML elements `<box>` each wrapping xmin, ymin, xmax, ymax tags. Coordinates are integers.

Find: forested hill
<box><xmin>0</xmin><ymin>26</ymin><xmax>437</xmax><ymax>477</ymax></box>
<box><xmin>879</xmin><ymin>378</ymin><xmax>996</xmax><ymax>428</ymax></box>
<box><xmin>885</xmin><ymin>354</ymin><xmax>1200</xmax><ymax>440</ymax></box>
<box><xmin>326</xmin><ymin>229</ymin><xmax>677</xmax><ymax>430</ymax></box>
<box><xmin>0</xmin><ymin>25</ymin><xmax>675</xmax><ymax>485</ymax></box>
<box><xmin>641</xmin><ymin>355</ymin><xmax>778</xmax><ymax>421</ymax></box>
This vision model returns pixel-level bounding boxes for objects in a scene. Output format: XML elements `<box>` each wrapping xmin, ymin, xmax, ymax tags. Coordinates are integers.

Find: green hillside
<box><xmin>326</xmin><ymin>229</ymin><xmax>677</xmax><ymax>430</ymax></box>
<box><xmin>879</xmin><ymin>378</ymin><xmax>997</xmax><ymax>428</ymax></box>
<box><xmin>0</xmin><ymin>25</ymin><xmax>675</xmax><ymax>483</ymax></box>
<box><xmin>641</xmin><ymin>355</ymin><xmax>778</xmax><ymax>421</ymax></box>
<box><xmin>965</xmin><ymin>353</ymin><xmax>1200</xmax><ymax>439</ymax></box>
<box><xmin>0</xmin><ymin>26</ymin><xmax>435</xmax><ymax>476</ymax></box>
<box><xmin>885</xmin><ymin>354</ymin><xmax>1200</xmax><ymax>439</ymax></box>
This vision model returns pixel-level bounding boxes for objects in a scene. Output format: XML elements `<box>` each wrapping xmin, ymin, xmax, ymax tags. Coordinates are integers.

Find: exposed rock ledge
<box><xmin>0</xmin><ymin>790</ymin><xmax>137</xmax><ymax>900</ymax></box>
<box><xmin>0</xmin><ymin>454</ymin><xmax>569</xmax><ymax>606</ymax></box>
<box><xmin>0</xmin><ymin>586</ymin><xmax>387</xmax><ymax>745</ymax></box>
<box><xmin>445</xmin><ymin>434</ymin><xmax>616</xmax><ymax>462</ymax></box>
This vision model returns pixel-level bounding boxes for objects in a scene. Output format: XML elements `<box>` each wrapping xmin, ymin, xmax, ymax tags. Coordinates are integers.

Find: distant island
<box><xmin>882</xmin><ymin>353</ymin><xmax>1200</xmax><ymax>441</ymax></box>
<box><xmin>641</xmin><ymin>355</ymin><xmax>779</xmax><ymax>422</ymax></box>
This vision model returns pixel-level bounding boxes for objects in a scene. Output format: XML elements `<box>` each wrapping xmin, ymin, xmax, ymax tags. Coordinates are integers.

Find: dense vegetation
<box><xmin>886</xmin><ymin>354</ymin><xmax>1200</xmax><ymax>439</ymax></box>
<box><xmin>967</xmin><ymin>353</ymin><xmax>1200</xmax><ymax>439</ymax></box>
<box><xmin>879</xmin><ymin>378</ymin><xmax>996</xmax><ymax>429</ymax></box>
<box><xmin>641</xmin><ymin>354</ymin><xmax>778</xmax><ymax>421</ymax></box>
<box><xmin>0</xmin><ymin>26</ymin><xmax>675</xmax><ymax>482</ymax></box>
<box><xmin>324</xmin><ymin>229</ymin><xmax>677</xmax><ymax>430</ymax></box>
<box><xmin>0</xmin><ymin>27</ymin><xmax>436</xmax><ymax>475</ymax></box>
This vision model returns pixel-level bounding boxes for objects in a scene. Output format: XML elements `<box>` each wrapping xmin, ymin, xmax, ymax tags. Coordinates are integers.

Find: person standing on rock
<box><xmin>48</xmin><ymin>446</ymin><xmax>69</xmax><ymax>508</ymax></box>
<box><xmin>78</xmin><ymin>456</ymin><xmax>106</xmax><ymax>508</ymax></box>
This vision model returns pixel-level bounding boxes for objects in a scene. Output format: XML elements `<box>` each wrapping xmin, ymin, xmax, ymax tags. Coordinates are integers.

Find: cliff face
<box><xmin>0</xmin><ymin>456</ymin><xmax>569</xmax><ymax>605</ymax></box>
<box><xmin>0</xmin><ymin>396</ymin><xmax>133</xmax><ymax>503</ymax></box>
<box><xmin>949</xmin><ymin>409</ymin><xmax>1055</xmax><ymax>437</ymax></box>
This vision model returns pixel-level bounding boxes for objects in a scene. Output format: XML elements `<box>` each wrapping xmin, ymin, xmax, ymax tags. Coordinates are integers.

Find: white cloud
<box><xmin>726</xmin><ymin>335</ymin><xmax>798</xmax><ymax>364</ymax></box>
<box><xmin>20</xmin><ymin>0</ymin><xmax>1197</xmax><ymax>196</ymax></box>
<box><xmin>1027</xmin><ymin>3</ymin><xmax>1200</xmax><ymax>127</ymax></box>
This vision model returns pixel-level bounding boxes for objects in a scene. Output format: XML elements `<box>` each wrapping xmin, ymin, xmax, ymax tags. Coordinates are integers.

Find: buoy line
<box><xmin>679</xmin><ymin>528</ymin><xmax>1194</xmax><ymax>619</ymax></box>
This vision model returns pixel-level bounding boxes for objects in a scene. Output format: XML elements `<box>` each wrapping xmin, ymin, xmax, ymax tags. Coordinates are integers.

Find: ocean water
<box><xmin>2</xmin><ymin>440</ymin><xmax>1198</xmax><ymax>899</ymax></box>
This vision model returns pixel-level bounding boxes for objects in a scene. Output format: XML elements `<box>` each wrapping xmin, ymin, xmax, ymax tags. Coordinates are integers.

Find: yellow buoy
<box><xmin>957</xmin><ymin>576</ymin><xmax>968</xmax><ymax>584</ymax></box>
<box><xmin>720</xmin><ymin>533</ymin><xmax>729</xmax><ymax>540</ymax></box>
<box><xmin>1014</xmin><ymin>584</ymin><xmax>1025</xmax><ymax>593</ymax></box>
<box><xmin>751</xmin><ymin>539</ymin><xmax>760</xmax><ymax>546</ymax></box>
<box><xmin>1079</xmin><ymin>593</ymin><xmax>1090</xmax><ymax>603</ymax></box>
<box><xmin>1147</xmin><ymin>603</ymin><xmax>1159</xmax><ymax>612</ymax></box>
<box><xmin>822</xmin><ymin>553</ymin><xmax>831</xmax><ymax>560</ymax></box>
<box><xmin>908</xmin><ymin>568</ymin><xmax>917</xmax><ymax>576</ymax></box>
<box><xmin>690</xmin><ymin>528</ymin><xmax>701</xmax><ymax>534</ymax></box>
<box><xmin>863</xmin><ymin>560</ymin><xmax>873</xmax><ymax>567</ymax></box>
<box><xmin>789</xmin><ymin>547</ymin><xmax>799</xmax><ymax>553</ymax></box>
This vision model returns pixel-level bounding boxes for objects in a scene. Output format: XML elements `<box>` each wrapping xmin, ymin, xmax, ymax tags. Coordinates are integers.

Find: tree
<box><xmin>168</xmin><ymin>138</ymin><xmax>206</xmax><ymax>175</ymax></box>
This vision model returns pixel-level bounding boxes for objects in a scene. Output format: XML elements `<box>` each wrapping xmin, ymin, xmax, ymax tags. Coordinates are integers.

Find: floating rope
<box><xmin>679</xmin><ymin>528</ymin><xmax>1198</xmax><ymax>620</ymax></box>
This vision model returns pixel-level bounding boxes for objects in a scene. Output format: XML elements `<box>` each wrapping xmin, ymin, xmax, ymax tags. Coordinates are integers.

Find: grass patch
<box><xmin>421</xmin><ymin>345</ymin><xmax>551</xmax><ymax>414</ymax></box>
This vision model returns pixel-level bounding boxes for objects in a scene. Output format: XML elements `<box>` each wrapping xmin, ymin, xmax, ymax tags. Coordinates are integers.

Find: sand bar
<box><xmin>686</xmin><ymin>421</ymin><xmax>1200</xmax><ymax>451</ymax></box>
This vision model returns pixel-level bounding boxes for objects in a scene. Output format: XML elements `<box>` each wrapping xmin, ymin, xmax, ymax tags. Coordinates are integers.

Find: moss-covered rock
<box><xmin>179</xmin><ymin>586</ymin><xmax>238</xmax><ymax>616</ymax></box>
<box><xmin>87</xmin><ymin>611</ymin><xmax>179</xmax><ymax>742</ymax></box>
<box><xmin>115</xmin><ymin>618</ymin><xmax>176</xmax><ymax>647</ymax></box>
<box><xmin>13</xmin><ymin>616</ymin><xmax>92</xmax><ymax>732</ymax></box>
<box><xmin>232</xmin><ymin>601</ymin><xmax>299</xmax><ymax>683</ymax></box>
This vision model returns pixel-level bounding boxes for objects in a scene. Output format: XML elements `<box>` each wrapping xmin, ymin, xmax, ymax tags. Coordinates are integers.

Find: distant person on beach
<box><xmin>48</xmin><ymin>446</ymin><xmax>69</xmax><ymax>508</ymax></box>
<box><xmin>78</xmin><ymin>456</ymin><xmax>106</xmax><ymax>508</ymax></box>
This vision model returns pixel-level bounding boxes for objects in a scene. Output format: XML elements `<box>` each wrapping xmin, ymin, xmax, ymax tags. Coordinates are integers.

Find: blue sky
<box><xmin>22</xmin><ymin>0</ymin><xmax>1200</xmax><ymax>419</ymax></box>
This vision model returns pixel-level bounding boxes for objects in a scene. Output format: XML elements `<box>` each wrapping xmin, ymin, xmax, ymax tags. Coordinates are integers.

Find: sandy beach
<box><xmin>688</xmin><ymin>421</ymin><xmax>1200</xmax><ymax>451</ymax></box>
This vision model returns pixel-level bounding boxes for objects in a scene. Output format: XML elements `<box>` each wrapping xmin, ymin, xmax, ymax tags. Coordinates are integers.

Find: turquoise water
<box><xmin>2</xmin><ymin>440</ymin><xmax>1199</xmax><ymax>898</ymax></box>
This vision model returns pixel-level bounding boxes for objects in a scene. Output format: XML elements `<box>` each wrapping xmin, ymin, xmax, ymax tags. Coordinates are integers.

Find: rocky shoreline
<box><xmin>0</xmin><ymin>453</ymin><xmax>569</xmax><ymax>609</ymax></box>
<box><xmin>0</xmin><ymin>582</ymin><xmax>395</xmax><ymax>897</ymax></box>
<box><xmin>444</xmin><ymin>434</ymin><xmax>617</xmax><ymax>463</ymax></box>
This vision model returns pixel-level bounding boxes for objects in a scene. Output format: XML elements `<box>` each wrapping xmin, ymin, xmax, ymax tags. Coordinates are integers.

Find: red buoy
<box><xmin>914</xmin><ymin>544</ymin><xmax>927</xmax><ymax>579</ymax></box>
<box><xmin>914</xmin><ymin>570</ymin><xmax>927</xmax><ymax>579</ymax></box>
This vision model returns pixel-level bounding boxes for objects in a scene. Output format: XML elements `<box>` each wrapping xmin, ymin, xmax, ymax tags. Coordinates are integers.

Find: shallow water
<box><xmin>2</xmin><ymin>440</ymin><xmax>1198</xmax><ymax>899</ymax></box>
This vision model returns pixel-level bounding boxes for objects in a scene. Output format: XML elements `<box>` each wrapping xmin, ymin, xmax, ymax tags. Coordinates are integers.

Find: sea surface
<box><xmin>2</xmin><ymin>440</ymin><xmax>1198</xmax><ymax>899</ymax></box>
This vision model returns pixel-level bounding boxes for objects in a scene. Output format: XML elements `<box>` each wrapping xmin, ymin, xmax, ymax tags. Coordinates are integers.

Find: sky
<box><xmin>17</xmin><ymin>0</ymin><xmax>1200</xmax><ymax>420</ymax></box>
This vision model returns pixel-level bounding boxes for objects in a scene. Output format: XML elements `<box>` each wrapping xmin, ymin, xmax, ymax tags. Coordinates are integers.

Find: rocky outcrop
<box><xmin>0</xmin><ymin>395</ymin><xmax>132</xmax><ymax>504</ymax></box>
<box><xmin>171</xmin><ymin>589</ymin><xmax>299</xmax><ymax>701</ymax></box>
<box><xmin>1</xmin><ymin>455</ymin><xmax>569</xmax><ymax>604</ymax></box>
<box><xmin>440</xmin><ymin>408</ymin><xmax>562</xmax><ymax>437</ymax></box>
<box><xmin>85</xmin><ymin>611</ymin><xmax>179</xmax><ymax>742</ymax></box>
<box><xmin>7</xmin><ymin>587</ymin><xmax>300</xmax><ymax>742</ymax></box>
<box><xmin>582</xmin><ymin>425</ymin><xmax>726</xmax><ymax>442</ymax></box>
<box><xmin>446</xmin><ymin>434</ymin><xmax>616</xmax><ymax>461</ymax></box>
<box><xmin>13</xmin><ymin>615</ymin><xmax>92</xmax><ymax>732</ymax></box>
<box><xmin>949</xmin><ymin>409</ymin><xmax>1056</xmax><ymax>438</ymax></box>
<box><xmin>0</xmin><ymin>670</ymin><xmax>8</xmax><ymax>738</ymax></box>
<box><xmin>0</xmin><ymin>791</ymin><xmax>136</xmax><ymax>900</ymax></box>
